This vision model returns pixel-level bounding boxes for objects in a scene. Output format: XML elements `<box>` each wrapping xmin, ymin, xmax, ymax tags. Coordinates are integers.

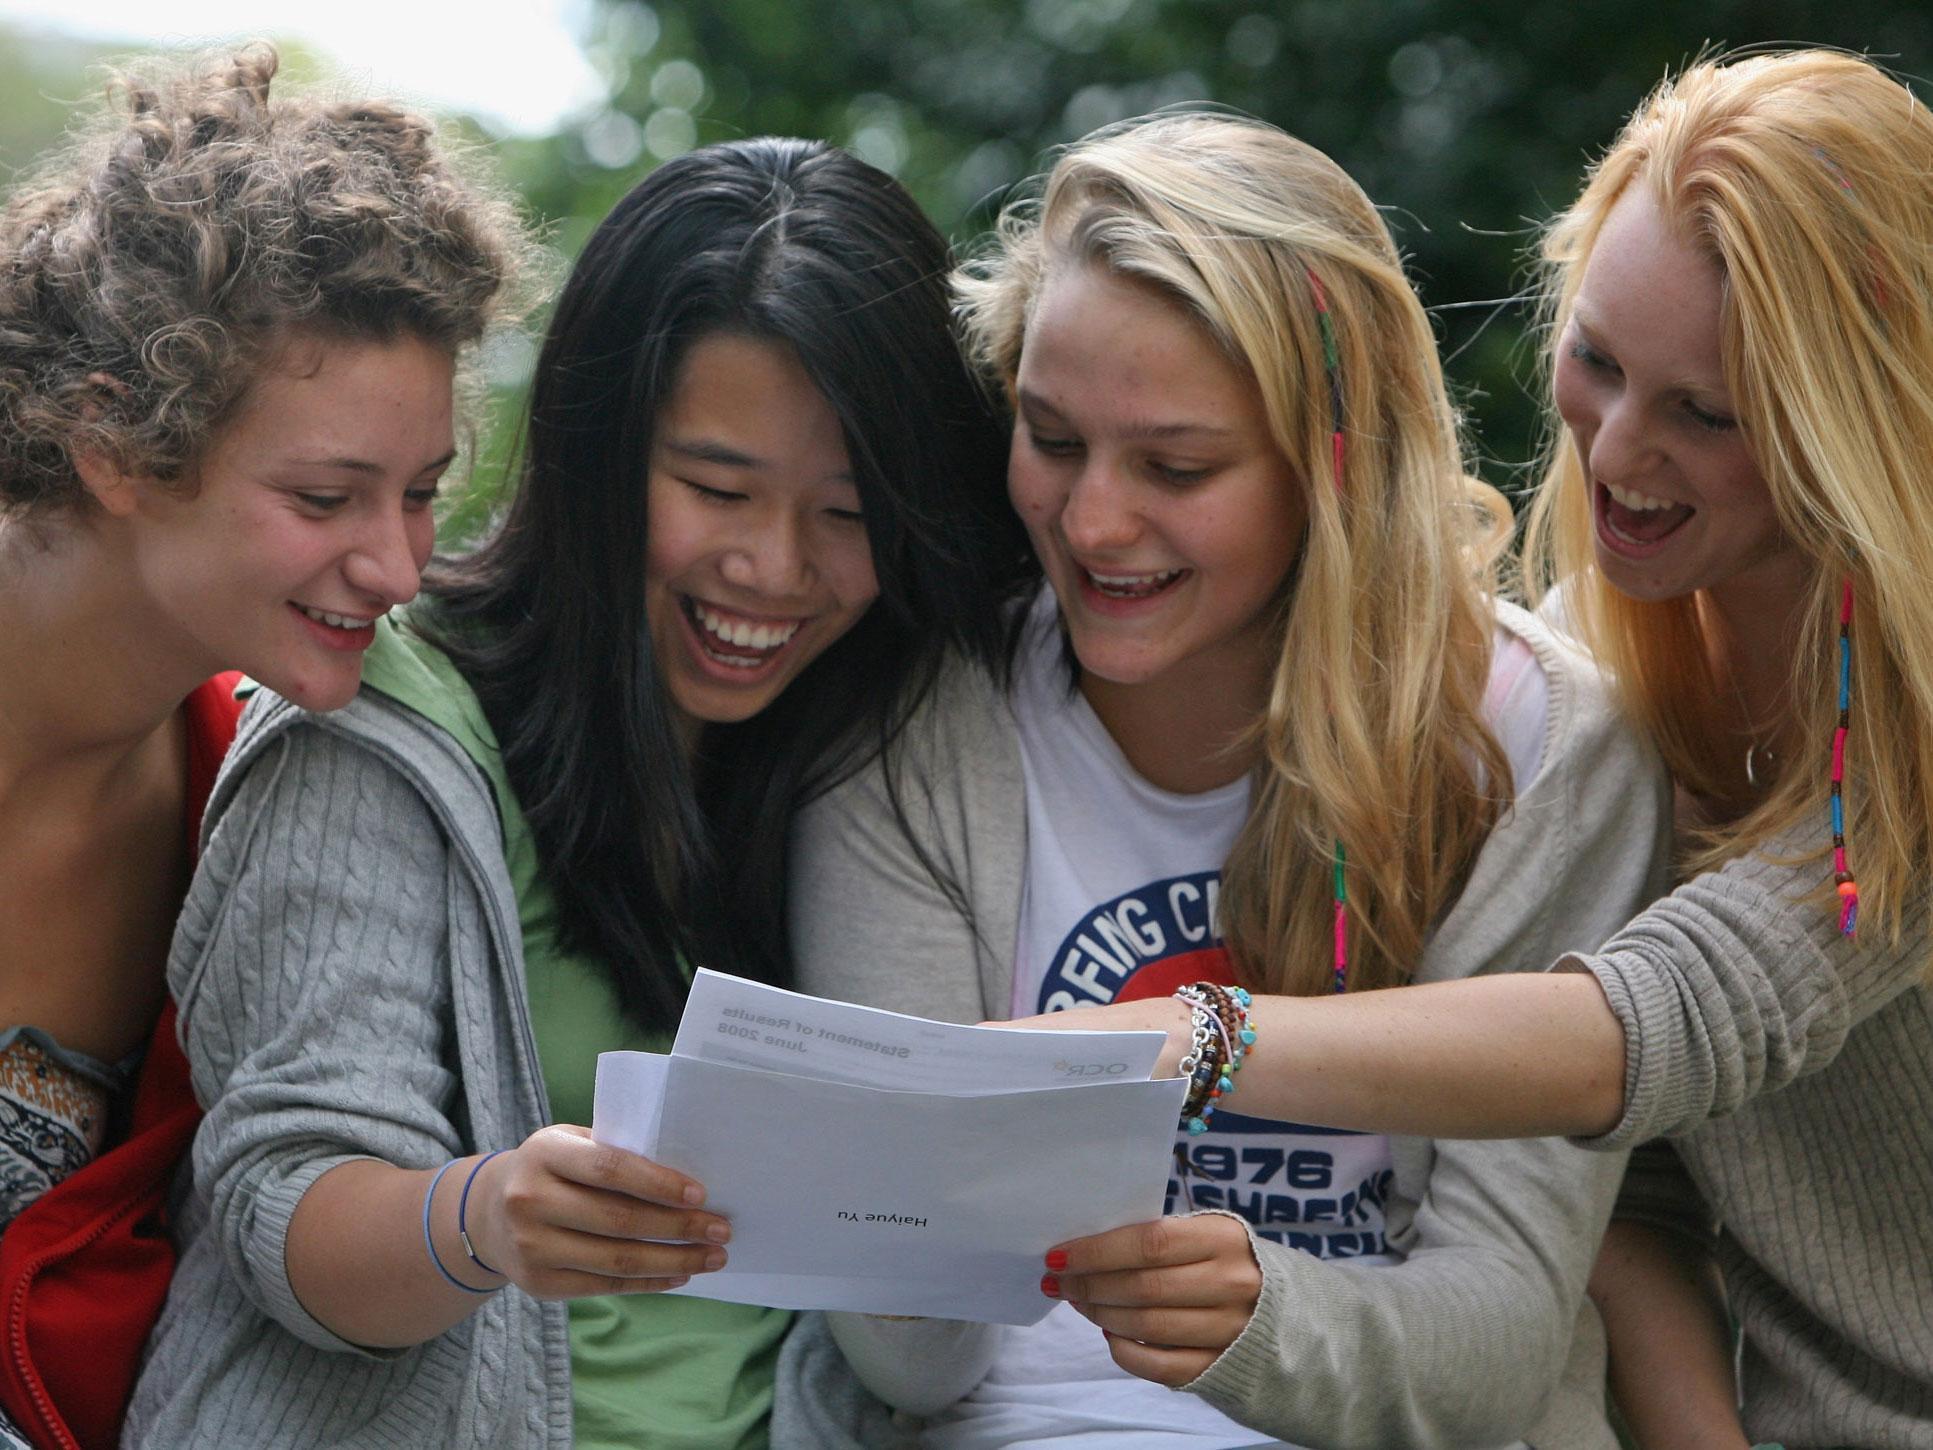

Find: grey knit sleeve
<box><xmin>1567</xmin><ymin>837</ymin><xmax>1929</xmax><ymax>1149</ymax></box>
<box><xmin>169</xmin><ymin>722</ymin><xmax>467</xmax><ymax>1355</ymax></box>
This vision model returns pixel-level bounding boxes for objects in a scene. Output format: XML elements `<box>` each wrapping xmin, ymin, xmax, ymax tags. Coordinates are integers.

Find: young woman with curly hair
<box><xmin>0</xmin><ymin>43</ymin><xmax>527</xmax><ymax>1450</ymax></box>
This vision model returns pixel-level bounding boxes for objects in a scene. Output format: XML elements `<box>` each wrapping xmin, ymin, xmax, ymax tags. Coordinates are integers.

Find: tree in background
<box><xmin>518</xmin><ymin>0</ymin><xmax>1929</xmax><ymax>491</ymax></box>
<box><xmin>5</xmin><ymin>3</ymin><xmax>1926</xmax><ymax>518</ymax></box>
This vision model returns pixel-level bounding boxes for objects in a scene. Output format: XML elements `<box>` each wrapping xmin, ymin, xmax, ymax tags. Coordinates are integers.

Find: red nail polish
<box><xmin>1040</xmin><ymin>1273</ymin><xmax>1060</xmax><ymax>1297</ymax></box>
<box><xmin>1044</xmin><ymin>1249</ymin><xmax>1069</xmax><ymax>1271</ymax></box>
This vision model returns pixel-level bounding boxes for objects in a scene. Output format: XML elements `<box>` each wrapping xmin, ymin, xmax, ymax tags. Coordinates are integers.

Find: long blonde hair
<box><xmin>1523</xmin><ymin>51</ymin><xmax>1933</xmax><ymax>962</ymax></box>
<box><xmin>959</xmin><ymin>113</ymin><xmax>1511</xmax><ymax>995</ymax></box>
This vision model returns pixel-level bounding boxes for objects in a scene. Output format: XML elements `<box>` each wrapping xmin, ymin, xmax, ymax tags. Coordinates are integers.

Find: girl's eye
<box><xmin>1150</xmin><ymin>461</ymin><xmax>1212</xmax><ymax>486</ymax></box>
<box><xmin>1027</xmin><ymin>431</ymin><xmax>1081</xmax><ymax>458</ymax></box>
<box><xmin>405</xmin><ymin>484</ymin><xmax>442</xmax><ymax>509</ymax></box>
<box><xmin>825</xmin><ymin>507</ymin><xmax>866</xmax><ymax>525</ymax></box>
<box><xmin>682</xmin><ymin>479</ymin><xmax>745</xmax><ymax>504</ymax></box>
<box><xmin>294</xmin><ymin>492</ymin><xmax>348</xmax><ymax>513</ymax></box>
<box><xmin>1683</xmin><ymin>399</ymin><xmax>1738</xmax><ymax>433</ymax></box>
<box><xmin>1567</xmin><ymin>339</ymin><xmax>1616</xmax><ymax>373</ymax></box>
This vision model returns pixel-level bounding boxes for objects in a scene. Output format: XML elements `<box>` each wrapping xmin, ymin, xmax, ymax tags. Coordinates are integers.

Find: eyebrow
<box><xmin>1568</xmin><ymin>312</ymin><xmax>1731</xmax><ymax>398</ymax></box>
<box><xmin>664</xmin><ymin>437</ymin><xmax>765</xmax><ymax>470</ymax></box>
<box><xmin>283</xmin><ymin>448</ymin><xmax>457</xmax><ymax>476</ymax></box>
<box><xmin>1016</xmin><ymin>388</ymin><xmax>1232</xmax><ymax>441</ymax></box>
<box><xmin>663</xmin><ymin>436</ymin><xmax>856</xmax><ymax>485</ymax></box>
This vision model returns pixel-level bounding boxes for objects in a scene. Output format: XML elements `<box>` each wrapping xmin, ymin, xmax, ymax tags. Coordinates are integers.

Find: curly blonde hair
<box><xmin>959</xmin><ymin>113</ymin><xmax>1511</xmax><ymax>995</ymax></box>
<box><xmin>0</xmin><ymin>42</ymin><xmax>533</xmax><ymax>513</ymax></box>
<box><xmin>1523</xmin><ymin>50</ymin><xmax>1933</xmax><ymax>963</ymax></box>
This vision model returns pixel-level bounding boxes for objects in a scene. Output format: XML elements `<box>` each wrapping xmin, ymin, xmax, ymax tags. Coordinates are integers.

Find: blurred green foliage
<box><xmin>517</xmin><ymin>0</ymin><xmax>1929</xmax><ymax>497</ymax></box>
<box><xmin>4</xmin><ymin>3</ymin><xmax>1928</xmax><ymax>532</ymax></box>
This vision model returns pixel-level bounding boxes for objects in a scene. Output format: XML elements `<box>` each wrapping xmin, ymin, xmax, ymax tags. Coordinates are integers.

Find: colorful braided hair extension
<box><xmin>1306</xmin><ymin>266</ymin><xmax>1350</xmax><ymax>990</ymax></box>
<box><xmin>1811</xmin><ymin>149</ymin><xmax>1860</xmax><ymax>936</ymax></box>
<box><xmin>1833</xmin><ymin>578</ymin><xmax>1859</xmax><ymax>934</ymax></box>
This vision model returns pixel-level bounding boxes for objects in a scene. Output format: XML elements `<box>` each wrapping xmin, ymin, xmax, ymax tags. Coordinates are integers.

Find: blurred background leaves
<box><xmin>4</xmin><ymin>1</ymin><xmax>1927</xmax><ymax>533</ymax></box>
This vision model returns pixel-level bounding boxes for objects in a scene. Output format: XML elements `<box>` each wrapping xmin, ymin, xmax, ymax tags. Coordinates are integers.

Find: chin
<box><xmin>263</xmin><ymin>668</ymin><xmax>364</xmax><ymax>714</ymax></box>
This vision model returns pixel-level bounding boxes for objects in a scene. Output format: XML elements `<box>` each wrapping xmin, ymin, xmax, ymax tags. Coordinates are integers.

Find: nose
<box><xmin>1584</xmin><ymin>393</ymin><xmax>1659</xmax><ymax>488</ymax></box>
<box><xmin>1058</xmin><ymin>459</ymin><xmax>1141</xmax><ymax>555</ymax></box>
<box><xmin>342</xmin><ymin>501</ymin><xmax>429</xmax><ymax>607</ymax></box>
<box><xmin>718</xmin><ymin>504</ymin><xmax>811</xmax><ymax>598</ymax></box>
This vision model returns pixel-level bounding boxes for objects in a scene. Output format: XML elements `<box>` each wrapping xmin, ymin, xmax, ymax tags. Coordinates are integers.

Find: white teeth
<box><xmin>1087</xmin><ymin>567</ymin><xmax>1184</xmax><ymax>596</ymax></box>
<box><xmin>692</xmin><ymin>601</ymin><xmax>799</xmax><ymax>653</ymax></box>
<box><xmin>1605</xmin><ymin>484</ymin><xmax>1680</xmax><ymax>513</ymax></box>
<box><xmin>298</xmin><ymin>605</ymin><xmax>374</xmax><ymax>630</ymax></box>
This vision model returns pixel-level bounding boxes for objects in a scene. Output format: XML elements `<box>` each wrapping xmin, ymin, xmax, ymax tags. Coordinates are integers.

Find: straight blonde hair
<box><xmin>959</xmin><ymin>113</ymin><xmax>1511</xmax><ymax>995</ymax></box>
<box><xmin>1523</xmin><ymin>51</ymin><xmax>1933</xmax><ymax>965</ymax></box>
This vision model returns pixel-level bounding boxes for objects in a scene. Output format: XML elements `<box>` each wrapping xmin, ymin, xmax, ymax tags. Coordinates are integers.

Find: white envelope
<box><xmin>593</xmin><ymin>1047</ymin><xmax>1185</xmax><ymax>1325</ymax></box>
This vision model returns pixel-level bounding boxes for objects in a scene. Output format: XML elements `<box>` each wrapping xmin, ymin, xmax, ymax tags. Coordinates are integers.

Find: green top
<box><xmin>361</xmin><ymin>615</ymin><xmax>790</xmax><ymax>1450</ymax></box>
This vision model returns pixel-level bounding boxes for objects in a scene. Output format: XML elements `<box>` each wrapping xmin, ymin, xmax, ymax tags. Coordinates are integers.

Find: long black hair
<box><xmin>423</xmin><ymin>138</ymin><xmax>1026</xmax><ymax>1034</ymax></box>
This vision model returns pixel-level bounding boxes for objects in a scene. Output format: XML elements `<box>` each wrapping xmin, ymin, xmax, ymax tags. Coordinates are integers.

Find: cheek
<box><xmin>828</xmin><ymin>530</ymin><xmax>881</xmax><ymax>614</ymax></box>
<box><xmin>644</xmin><ymin>489</ymin><xmax>707</xmax><ymax>589</ymax></box>
<box><xmin>1551</xmin><ymin>355</ymin><xmax>1591</xmax><ymax>434</ymax></box>
<box><xmin>1006</xmin><ymin>454</ymin><xmax>1066</xmax><ymax>548</ymax></box>
<box><xmin>407</xmin><ymin>509</ymin><xmax>437</xmax><ymax>570</ymax></box>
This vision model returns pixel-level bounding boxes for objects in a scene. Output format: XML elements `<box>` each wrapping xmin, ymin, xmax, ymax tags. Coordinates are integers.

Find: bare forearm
<box><xmin>286</xmin><ymin>1158</ymin><xmax>503</xmax><ymax>1349</ymax></box>
<box><xmin>284</xmin><ymin>1127</ymin><xmax>728</xmax><ymax>1350</ymax></box>
<box><xmin>1590</xmin><ymin>1221</ymin><xmax>1747</xmax><ymax>1450</ymax></box>
<box><xmin>1237</xmin><ymin>971</ymin><xmax>1627</xmax><ymax>1138</ymax></box>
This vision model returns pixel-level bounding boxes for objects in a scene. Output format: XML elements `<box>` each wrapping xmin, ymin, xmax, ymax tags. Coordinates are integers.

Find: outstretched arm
<box><xmin>1010</xmin><ymin>835</ymin><xmax>1927</xmax><ymax>1146</ymax></box>
<box><xmin>1008</xmin><ymin>970</ymin><xmax>1627</xmax><ymax>1138</ymax></box>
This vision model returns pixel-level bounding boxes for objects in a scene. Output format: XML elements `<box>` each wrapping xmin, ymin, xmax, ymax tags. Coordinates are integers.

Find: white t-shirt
<box><xmin>922</xmin><ymin>588</ymin><xmax>1549</xmax><ymax>1450</ymax></box>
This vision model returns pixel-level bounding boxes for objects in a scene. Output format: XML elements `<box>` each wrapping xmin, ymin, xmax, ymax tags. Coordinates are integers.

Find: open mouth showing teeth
<box><xmin>682</xmin><ymin>597</ymin><xmax>801</xmax><ymax>669</ymax></box>
<box><xmin>1085</xmin><ymin>567</ymin><xmax>1188</xmax><ymax>599</ymax></box>
<box><xmin>1599</xmin><ymin>483</ymin><xmax>1694</xmax><ymax>546</ymax></box>
<box><xmin>296</xmin><ymin>604</ymin><xmax>376</xmax><ymax>631</ymax></box>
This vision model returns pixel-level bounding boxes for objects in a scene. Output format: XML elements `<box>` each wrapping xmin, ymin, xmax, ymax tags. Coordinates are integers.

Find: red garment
<box><xmin>0</xmin><ymin>675</ymin><xmax>244</xmax><ymax>1450</ymax></box>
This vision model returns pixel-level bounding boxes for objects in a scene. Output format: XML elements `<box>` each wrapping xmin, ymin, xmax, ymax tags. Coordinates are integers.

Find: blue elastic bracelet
<box><xmin>422</xmin><ymin>1158</ymin><xmax>496</xmax><ymax>1294</ymax></box>
<box><xmin>459</xmin><ymin>1149</ymin><xmax>509</xmax><ymax>1276</ymax></box>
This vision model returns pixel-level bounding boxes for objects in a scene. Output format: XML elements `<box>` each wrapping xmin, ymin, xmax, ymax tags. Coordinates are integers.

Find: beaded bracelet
<box><xmin>1173</xmin><ymin>984</ymin><xmax>1257</xmax><ymax>1134</ymax></box>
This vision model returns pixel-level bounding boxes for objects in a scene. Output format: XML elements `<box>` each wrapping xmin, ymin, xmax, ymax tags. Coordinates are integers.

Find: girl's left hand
<box><xmin>1042</xmin><ymin>1213</ymin><xmax>1262</xmax><ymax>1386</ymax></box>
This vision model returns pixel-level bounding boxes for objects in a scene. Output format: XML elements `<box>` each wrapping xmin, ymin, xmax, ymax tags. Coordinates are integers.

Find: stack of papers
<box><xmin>592</xmin><ymin>970</ymin><xmax>1186</xmax><ymax>1325</ymax></box>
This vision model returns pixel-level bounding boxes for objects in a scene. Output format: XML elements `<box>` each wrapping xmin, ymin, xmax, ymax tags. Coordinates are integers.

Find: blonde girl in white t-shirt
<box><xmin>773</xmin><ymin>113</ymin><xmax>1672</xmax><ymax>1449</ymax></box>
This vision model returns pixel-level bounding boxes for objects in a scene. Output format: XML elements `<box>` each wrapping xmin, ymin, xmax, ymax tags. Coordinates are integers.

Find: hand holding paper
<box><xmin>593</xmin><ymin>971</ymin><xmax>1186</xmax><ymax>1324</ymax></box>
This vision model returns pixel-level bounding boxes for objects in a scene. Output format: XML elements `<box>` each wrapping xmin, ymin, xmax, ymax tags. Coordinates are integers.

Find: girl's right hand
<box><xmin>459</xmin><ymin>1124</ymin><xmax>731</xmax><ymax>1299</ymax></box>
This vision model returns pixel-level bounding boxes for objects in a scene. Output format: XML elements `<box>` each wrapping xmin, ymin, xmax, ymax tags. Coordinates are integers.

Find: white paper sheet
<box><xmin>672</xmin><ymin>968</ymin><xmax>1167</xmax><ymax>1092</ymax></box>
<box><xmin>591</xmin><ymin>972</ymin><xmax>1186</xmax><ymax>1325</ymax></box>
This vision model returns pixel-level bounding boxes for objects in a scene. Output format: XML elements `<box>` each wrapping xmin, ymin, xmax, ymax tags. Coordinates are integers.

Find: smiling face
<box><xmin>1553</xmin><ymin>186</ymin><xmax>1804</xmax><ymax>608</ymax></box>
<box><xmin>643</xmin><ymin>333</ymin><xmax>879</xmax><ymax>730</ymax></box>
<box><xmin>112</xmin><ymin>331</ymin><xmax>454</xmax><ymax>711</ymax></box>
<box><xmin>1008</xmin><ymin>263</ymin><xmax>1306</xmax><ymax>704</ymax></box>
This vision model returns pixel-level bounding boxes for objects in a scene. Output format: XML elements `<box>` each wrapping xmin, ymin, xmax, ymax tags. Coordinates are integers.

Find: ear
<box><xmin>71</xmin><ymin>448</ymin><xmax>143</xmax><ymax>518</ymax></box>
<box><xmin>71</xmin><ymin>372</ymin><xmax>143</xmax><ymax>517</ymax></box>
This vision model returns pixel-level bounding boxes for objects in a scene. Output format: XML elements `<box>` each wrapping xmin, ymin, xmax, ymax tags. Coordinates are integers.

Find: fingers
<box><xmin>1097</xmin><ymin>1329</ymin><xmax>1220</xmax><ymax>1389</ymax></box>
<box><xmin>532</xmin><ymin>1123</ymin><xmax>711</xmax><ymax>1208</ymax></box>
<box><xmin>1069</xmin><ymin>1297</ymin><xmax>1252</xmax><ymax>1354</ymax></box>
<box><xmin>1036</xmin><ymin>1213</ymin><xmax>1261</xmax><ymax>1372</ymax></box>
<box><xmin>465</xmin><ymin>1126</ymin><xmax>735</xmax><ymax>1299</ymax></box>
<box><xmin>1051</xmin><ymin>1212</ymin><xmax>1255</xmax><ymax>1277</ymax></box>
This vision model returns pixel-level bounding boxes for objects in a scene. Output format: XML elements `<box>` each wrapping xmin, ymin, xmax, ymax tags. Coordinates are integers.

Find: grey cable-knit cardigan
<box><xmin>772</xmin><ymin>602</ymin><xmax>1676</xmax><ymax>1450</ymax></box>
<box><xmin>122</xmin><ymin>686</ymin><xmax>572</xmax><ymax>1449</ymax></box>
